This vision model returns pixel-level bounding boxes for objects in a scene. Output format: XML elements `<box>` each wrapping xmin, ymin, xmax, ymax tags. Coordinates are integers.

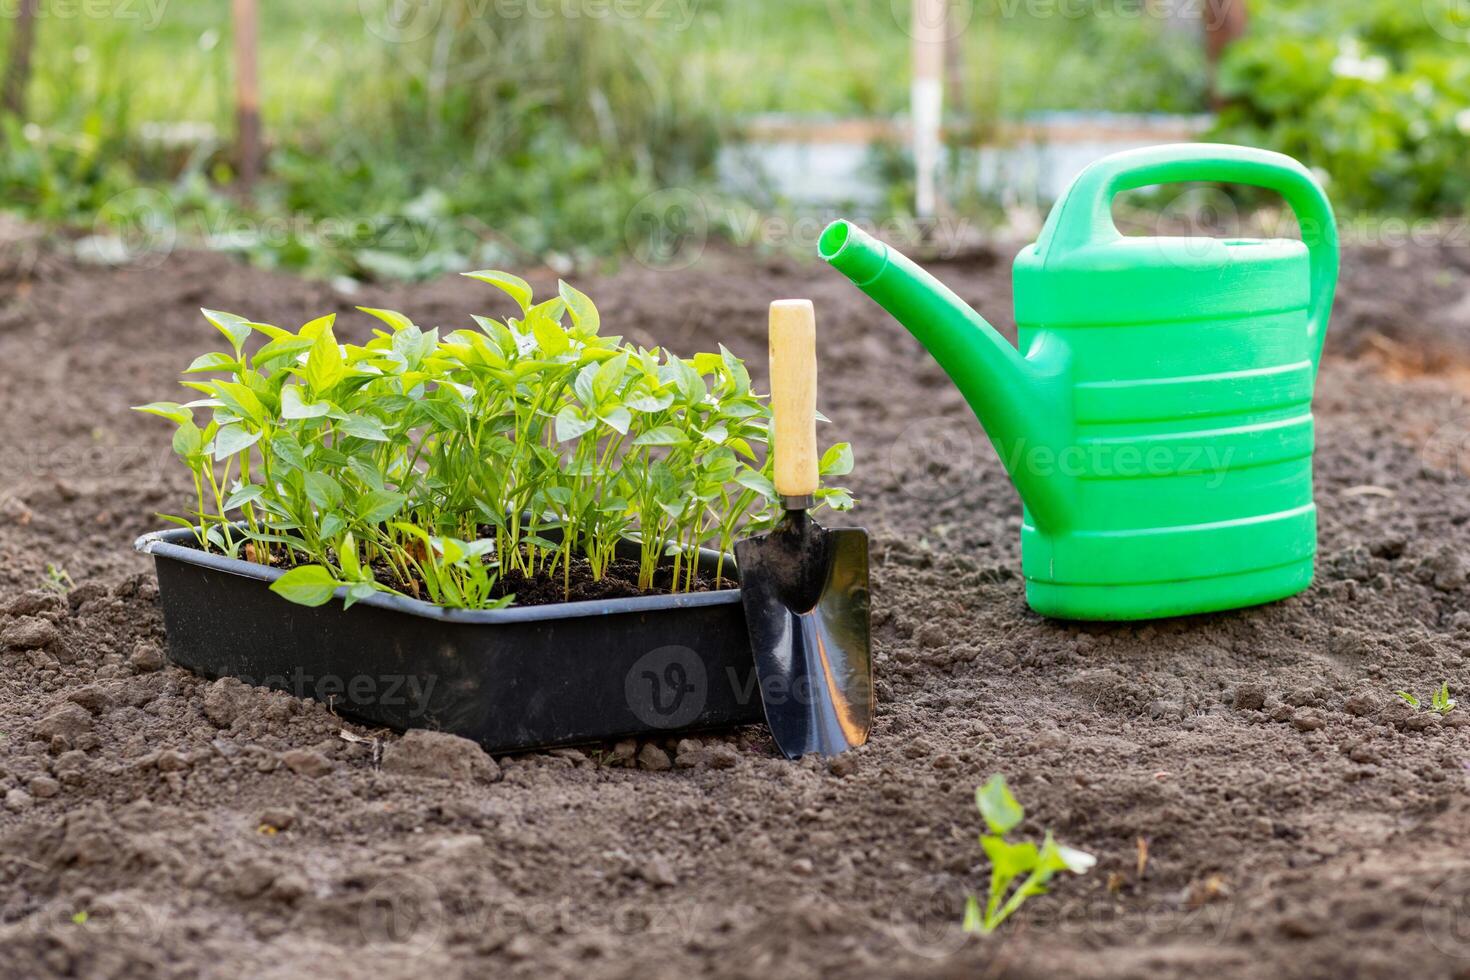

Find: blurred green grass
<box><xmin>16</xmin><ymin>1</ymin><xmax>1204</xmax><ymax>126</ymax></box>
<box><xmin>0</xmin><ymin>1</ymin><xmax>1211</xmax><ymax>277</ymax></box>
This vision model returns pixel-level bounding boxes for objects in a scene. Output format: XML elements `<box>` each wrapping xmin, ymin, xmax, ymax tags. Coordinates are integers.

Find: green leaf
<box><xmin>1396</xmin><ymin>691</ymin><xmax>1420</xmax><ymax>708</ymax></box>
<box><xmin>357</xmin><ymin>490</ymin><xmax>407</xmax><ymax>524</ymax></box>
<box><xmin>320</xmin><ymin>512</ymin><xmax>346</xmax><ymax>540</ymax></box>
<box><xmin>338</xmin><ymin>532</ymin><xmax>361</xmax><ymax>579</ymax></box>
<box><xmin>463</xmin><ymin>270</ymin><xmax>533</xmax><ymax>312</ymax></box>
<box><xmin>339</xmin><ymin>414</ymin><xmax>390</xmax><ymax>442</ymax></box>
<box><xmin>134</xmin><ymin>401</ymin><xmax>193</xmax><ymax>426</ymax></box>
<box><xmin>720</xmin><ymin>344</ymin><xmax>751</xmax><ymax>395</ymax></box>
<box><xmin>598</xmin><ymin>406</ymin><xmax>632</xmax><ymax>435</ymax></box>
<box><xmin>633</xmin><ymin>425</ymin><xmax>687</xmax><ymax>447</ymax></box>
<box><xmin>223</xmin><ymin>484</ymin><xmax>264</xmax><ymax>510</ymax></box>
<box><xmin>269</xmin><ymin>565</ymin><xmax>341</xmax><ymax>607</ymax></box>
<box><xmin>573</xmin><ymin>363</ymin><xmax>598</xmax><ymax>407</ymax></box>
<box><xmin>213</xmin><ymin>424</ymin><xmax>262</xmax><ymax>460</ymax></box>
<box><xmin>305</xmin><ymin>327</ymin><xmax>345</xmax><ymax>395</ymax></box>
<box><xmin>593</xmin><ymin>351</ymin><xmax>630</xmax><ymax>403</ymax></box>
<box><xmin>977</xmin><ymin>774</ymin><xmax>1024</xmax><ymax>835</ymax></box>
<box><xmin>281</xmin><ymin>385</ymin><xmax>331</xmax><ymax>419</ymax></box>
<box><xmin>304</xmin><ymin>471</ymin><xmax>344</xmax><ymax>510</ymax></box>
<box><xmin>247</xmin><ymin>320</ymin><xmax>294</xmax><ymax>341</ymax></box>
<box><xmin>171</xmin><ymin>420</ymin><xmax>203</xmax><ymax>457</ymax></box>
<box><xmin>817</xmin><ymin>487</ymin><xmax>855</xmax><ymax>511</ymax></box>
<box><xmin>626</xmin><ymin>389</ymin><xmax>675</xmax><ymax>413</ymax></box>
<box><xmin>558</xmin><ymin>280</ymin><xmax>600</xmax><ymax>335</ymax></box>
<box><xmin>344</xmin><ymin>582</ymin><xmax>378</xmax><ymax>610</ymax></box>
<box><xmin>202</xmin><ymin>308</ymin><xmax>251</xmax><ymax>351</ymax></box>
<box><xmin>184</xmin><ymin>352</ymin><xmax>240</xmax><ymax>374</ymax></box>
<box><xmin>252</xmin><ymin>335</ymin><xmax>315</xmax><ymax>370</ymax></box>
<box><xmin>531</xmin><ymin>316</ymin><xmax>569</xmax><ymax>358</ymax></box>
<box><xmin>357</xmin><ymin>307</ymin><xmax>415</xmax><ymax>332</ymax></box>
<box><xmin>555</xmin><ymin>406</ymin><xmax>595</xmax><ymax>442</ymax></box>
<box><xmin>297</xmin><ymin>314</ymin><xmax>336</xmax><ymax>339</ymax></box>
<box><xmin>211</xmin><ymin>380</ymin><xmax>266</xmax><ymax>423</ymax></box>
<box><xmin>962</xmin><ymin>895</ymin><xmax>984</xmax><ymax>934</ymax></box>
<box><xmin>981</xmin><ymin>835</ymin><xmax>1039</xmax><ymax>880</ymax></box>
<box><xmin>269</xmin><ymin>433</ymin><xmax>307</xmax><ymax>471</ymax></box>
<box><xmin>736</xmin><ymin>469</ymin><xmax>777</xmax><ymax>500</ymax></box>
<box><xmin>820</xmin><ymin>443</ymin><xmax>855</xmax><ymax>477</ymax></box>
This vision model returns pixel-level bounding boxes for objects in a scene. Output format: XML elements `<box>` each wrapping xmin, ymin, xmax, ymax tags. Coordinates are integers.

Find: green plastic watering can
<box><xmin>820</xmin><ymin>143</ymin><xmax>1339</xmax><ymax>621</ymax></box>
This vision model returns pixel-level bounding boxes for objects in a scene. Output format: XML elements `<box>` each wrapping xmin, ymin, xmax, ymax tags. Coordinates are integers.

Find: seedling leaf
<box><xmin>202</xmin><ymin>308</ymin><xmax>251</xmax><ymax>351</ymax></box>
<box><xmin>464</xmin><ymin>270</ymin><xmax>534</xmax><ymax>312</ymax></box>
<box><xmin>976</xmin><ymin>774</ymin><xmax>1024</xmax><ymax>835</ymax></box>
<box><xmin>281</xmin><ymin>385</ymin><xmax>332</xmax><ymax>419</ymax></box>
<box><xmin>269</xmin><ymin>566</ymin><xmax>341</xmax><ymax>607</ymax></box>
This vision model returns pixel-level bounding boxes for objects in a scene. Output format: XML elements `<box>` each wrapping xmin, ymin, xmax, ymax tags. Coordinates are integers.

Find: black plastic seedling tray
<box><xmin>135</xmin><ymin>528</ymin><xmax>765</xmax><ymax>753</ymax></box>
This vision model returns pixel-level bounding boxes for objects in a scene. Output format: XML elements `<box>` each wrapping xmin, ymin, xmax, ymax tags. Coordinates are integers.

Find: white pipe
<box><xmin>911</xmin><ymin>0</ymin><xmax>947</xmax><ymax>219</ymax></box>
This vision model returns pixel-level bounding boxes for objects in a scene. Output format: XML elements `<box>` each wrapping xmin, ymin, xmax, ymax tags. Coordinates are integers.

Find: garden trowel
<box><xmin>735</xmin><ymin>300</ymin><xmax>873</xmax><ymax>759</ymax></box>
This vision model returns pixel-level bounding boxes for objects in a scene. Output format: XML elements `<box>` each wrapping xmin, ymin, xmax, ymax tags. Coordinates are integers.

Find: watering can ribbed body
<box><xmin>821</xmin><ymin>144</ymin><xmax>1339</xmax><ymax>620</ymax></box>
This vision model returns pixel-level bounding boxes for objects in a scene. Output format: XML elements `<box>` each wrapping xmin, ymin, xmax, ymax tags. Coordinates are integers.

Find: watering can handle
<box><xmin>1036</xmin><ymin>143</ymin><xmax>1339</xmax><ymax>372</ymax></box>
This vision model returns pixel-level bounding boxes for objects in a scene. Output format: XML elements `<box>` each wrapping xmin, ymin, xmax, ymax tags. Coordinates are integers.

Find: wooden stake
<box><xmin>911</xmin><ymin>0</ymin><xmax>947</xmax><ymax>219</ymax></box>
<box><xmin>233</xmin><ymin>0</ymin><xmax>261</xmax><ymax>191</ymax></box>
<box><xmin>1204</xmin><ymin>0</ymin><xmax>1248</xmax><ymax>107</ymax></box>
<box><xmin>2</xmin><ymin>0</ymin><xmax>39</xmax><ymax>120</ymax></box>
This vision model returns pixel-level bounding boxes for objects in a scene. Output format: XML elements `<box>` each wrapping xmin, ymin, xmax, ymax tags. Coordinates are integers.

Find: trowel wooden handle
<box><xmin>769</xmin><ymin>299</ymin><xmax>819</xmax><ymax>500</ymax></box>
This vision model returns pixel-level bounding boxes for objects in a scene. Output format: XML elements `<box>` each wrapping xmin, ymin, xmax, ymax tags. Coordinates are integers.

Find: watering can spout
<box><xmin>818</xmin><ymin>220</ymin><xmax>1071</xmax><ymax>531</ymax></box>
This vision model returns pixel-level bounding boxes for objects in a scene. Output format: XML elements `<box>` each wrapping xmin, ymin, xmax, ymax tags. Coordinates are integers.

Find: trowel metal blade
<box><xmin>734</xmin><ymin>513</ymin><xmax>873</xmax><ymax>759</ymax></box>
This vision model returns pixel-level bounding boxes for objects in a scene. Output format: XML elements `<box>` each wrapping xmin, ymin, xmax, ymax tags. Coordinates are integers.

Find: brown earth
<box><xmin>3</xmin><ymin>236</ymin><xmax>1470</xmax><ymax>979</ymax></box>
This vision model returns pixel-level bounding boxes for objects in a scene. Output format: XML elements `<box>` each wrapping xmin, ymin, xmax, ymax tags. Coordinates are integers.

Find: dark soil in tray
<box><xmin>493</xmin><ymin>556</ymin><xmax>733</xmax><ymax>605</ymax></box>
<box><xmin>203</xmin><ymin>535</ymin><xmax>734</xmax><ymax>606</ymax></box>
<box><xmin>4</xmin><ymin>233</ymin><xmax>1470</xmax><ymax>978</ymax></box>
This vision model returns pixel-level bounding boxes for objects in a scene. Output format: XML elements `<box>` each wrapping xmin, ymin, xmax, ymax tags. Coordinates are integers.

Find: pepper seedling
<box><xmin>962</xmin><ymin>774</ymin><xmax>1096</xmax><ymax>935</ymax></box>
<box><xmin>1396</xmin><ymin>682</ymin><xmax>1457</xmax><ymax>715</ymax></box>
<box><xmin>135</xmin><ymin>272</ymin><xmax>855</xmax><ymax>610</ymax></box>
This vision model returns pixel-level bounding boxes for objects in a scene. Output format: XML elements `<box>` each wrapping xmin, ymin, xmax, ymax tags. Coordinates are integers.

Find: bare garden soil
<box><xmin>4</xmin><ymin>233</ymin><xmax>1470</xmax><ymax>978</ymax></box>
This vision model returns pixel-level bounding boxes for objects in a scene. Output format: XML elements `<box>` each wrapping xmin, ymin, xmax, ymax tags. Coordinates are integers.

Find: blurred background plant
<box><xmin>0</xmin><ymin>0</ymin><xmax>1460</xmax><ymax>281</ymax></box>
<box><xmin>1211</xmin><ymin>0</ymin><xmax>1470</xmax><ymax>214</ymax></box>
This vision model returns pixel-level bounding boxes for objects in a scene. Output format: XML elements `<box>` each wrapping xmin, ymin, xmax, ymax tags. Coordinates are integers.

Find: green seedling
<box><xmin>1396</xmin><ymin>682</ymin><xmax>1457</xmax><ymax>715</ymax></box>
<box><xmin>962</xmin><ymin>774</ymin><xmax>1096</xmax><ymax>935</ymax></box>
<box><xmin>43</xmin><ymin>563</ymin><xmax>74</xmax><ymax>595</ymax></box>
<box><xmin>136</xmin><ymin>273</ymin><xmax>854</xmax><ymax>610</ymax></box>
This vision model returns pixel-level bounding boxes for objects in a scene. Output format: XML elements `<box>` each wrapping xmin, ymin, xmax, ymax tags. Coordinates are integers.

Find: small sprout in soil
<box><xmin>962</xmin><ymin>774</ymin><xmax>1096</xmax><ymax>936</ymax></box>
<box><xmin>1396</xmin><ymin>682</ymin><xmax>1456</xmax><ymax>715</ymax></box>
<box><xmin>136</xmin><ymin>273</ymin><xmax>855</xmax><ymax>610</ymax></box>
<box><xmin>43</xmin><ymin>563</ymin><xmax>74</xmax><ymax>595</ymax></box>
<box><xmin>70</xmin><ymin>911</ymin><xmax>88</xmax><ymax>925</ymax></box>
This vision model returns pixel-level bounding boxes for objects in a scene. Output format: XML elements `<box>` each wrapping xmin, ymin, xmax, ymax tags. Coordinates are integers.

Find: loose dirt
<box><xmin>3</xmin><ymin>237</ymin><xmax>1470</xmax><ymax>979</ymax></box>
